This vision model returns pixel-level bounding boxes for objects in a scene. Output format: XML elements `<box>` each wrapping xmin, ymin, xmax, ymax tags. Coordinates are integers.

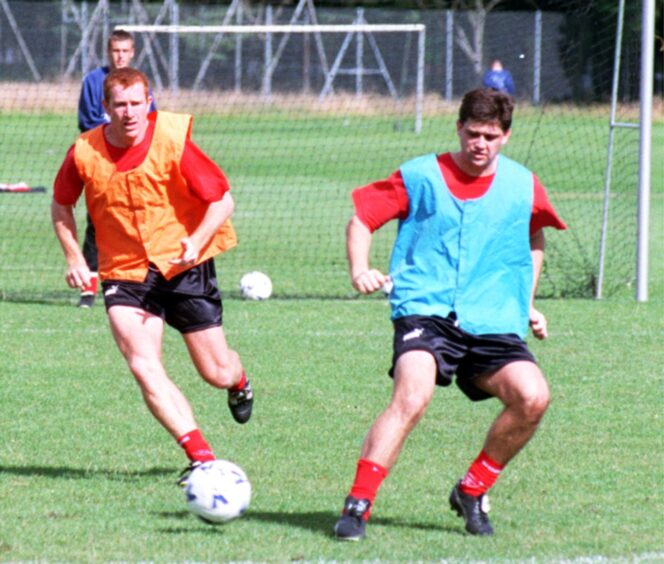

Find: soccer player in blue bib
<box><xmin>334</xmin><ymin>87</ymin><xmax>566</xmax><ymax>540</ymax></box>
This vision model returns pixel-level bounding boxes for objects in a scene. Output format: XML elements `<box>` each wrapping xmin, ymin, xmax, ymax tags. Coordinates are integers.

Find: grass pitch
<box><xmin>0</xmin><ymin>92</ymin><xmax>661</xmax><ymax>561</ymax></box>
<box><xmin>0</xmin><ymin>296</ymin><xmax>662</xmax><ymax>561</ymax></box>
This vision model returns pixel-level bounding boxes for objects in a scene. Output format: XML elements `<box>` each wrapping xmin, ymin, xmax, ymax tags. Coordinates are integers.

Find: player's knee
<box><xmin>127</xmin><ymin>356</ymin><xmax>164</xmax><ymax>388</ymax></box>
<box><xmin>392</xmin><ymin>391</ymin><xmax>431</xmax><ymax>427</ymax></box>
<box><xmin>519</xmin><ymin>383</ymin><xmax>550</xmax><ymax>423</ymax></box>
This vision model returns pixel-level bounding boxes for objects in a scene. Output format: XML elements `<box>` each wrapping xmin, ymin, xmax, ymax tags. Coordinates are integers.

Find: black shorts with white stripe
<box><xmin>101</xmin><ymin>259</ymin><xmax>223</xmax><ymax>334</ymax></box>
<box><xmin>390</xmin><ymin>314</ymin><xmax>536</xmax><ymax>401</ymax></box>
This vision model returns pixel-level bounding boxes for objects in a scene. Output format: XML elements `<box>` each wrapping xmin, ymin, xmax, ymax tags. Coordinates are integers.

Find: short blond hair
<box><xmin>107</xmin><ymin>29</ymin><xmax>134</xmax><ymax>49</ymax></box>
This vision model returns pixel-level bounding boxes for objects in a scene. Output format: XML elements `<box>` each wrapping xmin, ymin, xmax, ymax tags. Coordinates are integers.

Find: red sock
<box><xmin>348</xmin><ymin>459</ymin><xmax>388</xmax><ymax>519</ymax></box>
<box><xmin>177</xmin><ymin>429</ymin><xmax>216</xmax><ymax>462</ymax></box>
<box><xmin>460</xmin><ymin>450</ymin><xmax>503</xmax><ymax>497</ymax></box>
<box><xmin>230</xmin><ymin>371</ymin><xmax>247</xmax><ymax>392</ymax></box>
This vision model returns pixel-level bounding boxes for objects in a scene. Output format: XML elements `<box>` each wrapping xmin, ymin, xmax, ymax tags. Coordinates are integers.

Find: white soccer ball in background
<box><xmin>185</xmin><ymin>459</ymin><xmax>252</xmax><ymax>524</ymax></box>
<box><xmin>240</xmin><ymin>271</ymin><xmax>273</xmax><ymax>300</ymax></box>
<box><xmin>381</xmin><ymin>277</ymin><xmax>394</xmax><ymax>296</ymax></box>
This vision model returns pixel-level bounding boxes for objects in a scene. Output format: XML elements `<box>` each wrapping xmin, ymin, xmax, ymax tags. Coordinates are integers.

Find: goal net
<box><xmin>0</xmin><ymin>1</ymin><xmax>651</xmax><ymax>303</ymax></box>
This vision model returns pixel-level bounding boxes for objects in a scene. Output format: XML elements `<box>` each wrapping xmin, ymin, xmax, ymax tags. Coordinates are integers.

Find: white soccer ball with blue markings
<box><xmin>185</xmin><ymin>460</ymin><xmax>251</xmax><ymax>523</ymax></box>
<box><xmin>240</xmin><ymin>271</ymin><xmax>273</xmax><ymax>300</ymax></box>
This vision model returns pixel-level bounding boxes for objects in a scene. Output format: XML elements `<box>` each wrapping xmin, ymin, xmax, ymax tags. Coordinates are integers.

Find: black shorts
<box><xmin>391</xmin><ymin>314</ymin><xmax>536</xmax><ymax>401</ymax></box>
<box><xmin>101</xmin><ymin>259</ymin><xmax>223</xmax><ymax>334</ymax></box>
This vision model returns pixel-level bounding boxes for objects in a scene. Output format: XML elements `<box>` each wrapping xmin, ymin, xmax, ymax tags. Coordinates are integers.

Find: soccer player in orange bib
<box><xmin>334</xmin><ymin>88</ymin><xmax>566</xmax><ymax>540</ymax></box>
<box><xmin>76</xmin><ymin>29</ymin><xmax>157</xmax><ymax>308</ymax></box>
<box><xmin>52</xmin><ymin>67</ymin><xmax>253</xmax><ymax>486</ymax></box>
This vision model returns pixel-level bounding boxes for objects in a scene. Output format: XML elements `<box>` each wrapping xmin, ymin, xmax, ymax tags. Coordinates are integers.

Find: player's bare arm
<box><xmin>169</xmin><ymin>192</ymin><xmax>235</xmax><ymax>266</ymax></box>
<box><xmin>51</xmin><ymin>200</ymin><xmax>92</xmax><ymax>289</ymax></box>
<box><xmin>346</xmin><ymin>214</ymin><xmax>387</xmax><ymax>294</ymax></box>
<box><xmin>529</xmin><ymin>229</ymin><xmax>548</xmax><ymax>340</ymax></box>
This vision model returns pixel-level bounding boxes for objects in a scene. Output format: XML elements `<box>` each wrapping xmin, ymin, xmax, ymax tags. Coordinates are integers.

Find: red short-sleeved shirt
<box><xmin>352</xmin><ymin>153</ymin><xmax>567</xmax><ymax>235</ymax></box>
<box><xmin>54</xmin><ymin>114</ymin><xmax>230</xmax><ymax>206</ymax></box>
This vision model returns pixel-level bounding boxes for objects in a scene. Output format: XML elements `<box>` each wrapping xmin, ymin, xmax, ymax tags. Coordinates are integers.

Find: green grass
<box><xmin>0</xmin><ymin>296</ymin><xmax>662</xmax><ymax>561</ymax></box>
<box><xmin>1</xmin><ymin>107</ymin><xmax>661</xmax><ymax>302</ymax></box>
<box><xmin>1</xmin><ymin>104</ymin><xmax>661</xmax><ymax>559</ymax></box>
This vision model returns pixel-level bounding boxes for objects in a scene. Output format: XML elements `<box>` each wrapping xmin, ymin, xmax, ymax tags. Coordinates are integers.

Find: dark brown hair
<box><xmin>458</xmin><ymin>87</ymin><xmax>514</xmax><ymax>132</ymax></box>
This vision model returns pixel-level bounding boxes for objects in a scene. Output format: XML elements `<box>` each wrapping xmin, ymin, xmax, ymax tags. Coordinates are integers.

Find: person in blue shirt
<box><xmin>482</xmin><ymin>59</ymin><xmax>515</xmax><ymax>95</ymax></box>
<box><xmin>76</xmin><ymin>29</ymin><xmax>157</xmax><ymax>307</ymax></box>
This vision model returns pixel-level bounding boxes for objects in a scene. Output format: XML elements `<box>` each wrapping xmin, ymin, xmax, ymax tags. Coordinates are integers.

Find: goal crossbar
<box><xmin>117</xmin><ymin>24</ymin><xmax>425</xmax><ymax>34</ymax></box>
<box><xmin>117</xmin><ymin>23</ymin><xmax>426</xmax><ymax>133</ymax></box>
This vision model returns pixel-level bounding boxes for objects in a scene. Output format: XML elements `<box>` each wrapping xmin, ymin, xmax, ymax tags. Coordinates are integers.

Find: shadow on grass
<box><xmin>252</xmin><ymin>510</ymin><xmax>461</xmax><ymax>536</ymax></box>
<box><xmin>155</xmin><ymin>509</ymin><xmax>459</xmax><ymax>537</ymax></box>
<box><xmin>1</xmin><ymin>465</ymin><xmax>465</xmax><ymax>537</ymax></box>
<box><xmin>0</xmin><ymin>464</ymin><xmax>174</xmax><ymax>481</ymax></box>
<box><xmin>155</xmin><ymin>510</ymin><xmax>232</xmax><ymax>535</ymax></box>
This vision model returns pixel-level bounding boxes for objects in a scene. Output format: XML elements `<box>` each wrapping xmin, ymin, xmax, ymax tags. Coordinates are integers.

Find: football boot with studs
<box><xmin>449</xmin><ymin>481</ymin><xmax>494</xmax><ymax>536</ymax></box>
<box><xmin>333</xmin><ymin>496</ymin><xmax>372</xmax><ymax>541</ymax></box>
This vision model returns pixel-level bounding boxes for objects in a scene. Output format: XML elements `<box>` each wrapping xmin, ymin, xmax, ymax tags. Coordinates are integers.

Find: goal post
<box><xmin>116</xmin><ymin>22</ymin><xmax>426</xmax><ymax>133</ymax></box>
<box><xmin>0</xmin><ymin>1</ymin><xmax>654</xmax><ymax>304</ymax></box>
<box><xmin>596</xmin><ymin>0</ymin><xmax>655</xmax><ymax>301</ymax></box>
